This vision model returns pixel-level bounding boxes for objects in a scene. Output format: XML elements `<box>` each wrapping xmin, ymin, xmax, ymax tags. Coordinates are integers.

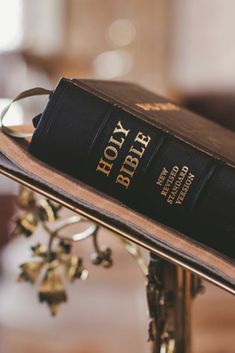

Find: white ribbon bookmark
<box><xmin>0</xmin><ymin>87</ymin><xmax>51</xmax><ymax>138</ymax></box>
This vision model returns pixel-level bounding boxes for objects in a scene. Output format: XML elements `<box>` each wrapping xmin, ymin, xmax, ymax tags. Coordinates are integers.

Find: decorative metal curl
<box><xmin>13</xmin><ymin>186</ymin><xmax>147</xmax><ymax>315</ymax></box>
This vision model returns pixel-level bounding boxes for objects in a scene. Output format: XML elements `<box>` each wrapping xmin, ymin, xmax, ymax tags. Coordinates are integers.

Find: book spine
<box><xmin>30</xmin><ymin>79</ymin><xmax>235</xmax><ymax>258</ymax></box>
<box><xmin>85</xmin><ymin>101</ymin><xmax>235</xmax><ymax>259</ymax></box>
<box><xmin>86</xmin><ymin>106</ymin><xmax>217</xmax><ymax>228</ymax></box>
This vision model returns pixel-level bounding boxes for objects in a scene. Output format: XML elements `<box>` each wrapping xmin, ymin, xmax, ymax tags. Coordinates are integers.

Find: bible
<box><xmin>28</xmin><ymin>78</ymin><xmax>235</xmax><ymax>260</ymax></box>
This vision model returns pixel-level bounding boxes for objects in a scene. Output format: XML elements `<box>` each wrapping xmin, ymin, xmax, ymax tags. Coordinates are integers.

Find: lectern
<box><xmin>0</xmin><ymin>127</ymin><xmax>234</xmax><ymax>353</ymax></box>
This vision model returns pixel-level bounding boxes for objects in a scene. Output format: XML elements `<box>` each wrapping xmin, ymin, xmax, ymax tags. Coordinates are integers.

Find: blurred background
<box><xmin>0</xmin><ymin>1</ymin><xmax>235</xmax><ymax>353</ymax></box>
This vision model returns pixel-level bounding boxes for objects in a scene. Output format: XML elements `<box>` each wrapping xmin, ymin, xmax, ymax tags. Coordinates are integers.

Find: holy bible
<box><xmin>29</xmin><ymin>78</ymin><xmax>235</xmax><ymax>260</ymax></box>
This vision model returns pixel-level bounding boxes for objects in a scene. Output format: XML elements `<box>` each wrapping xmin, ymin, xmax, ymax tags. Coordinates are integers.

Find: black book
<box><xmin>28</xmin><ymin>78</ymin><xmax>235</xmax><ymax>260</ymax></box>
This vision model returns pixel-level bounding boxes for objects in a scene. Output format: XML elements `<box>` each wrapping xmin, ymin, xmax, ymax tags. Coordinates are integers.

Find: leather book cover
<box><xmin>0</xmin><ymin>78</ymin><xmax>235</xmax><ymax>294</ymax></box>
<box><xmin>29</xmin><ymin>78</ymin><xmax>235</xmax><ymax>259</ymax></box>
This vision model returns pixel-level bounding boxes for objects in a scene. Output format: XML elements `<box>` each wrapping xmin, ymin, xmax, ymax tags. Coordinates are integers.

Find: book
<box><xmin>29</xmin><ymin>78</ymin><xmax>235</xmax><ymax>261</ymax></box>
<box><xmin>0</xmin><ymin>79</ymin><xmax>234</xmax><ymax>294</ymax></box>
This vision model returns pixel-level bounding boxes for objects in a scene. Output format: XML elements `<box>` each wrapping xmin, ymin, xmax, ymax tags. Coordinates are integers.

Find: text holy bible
<box><xmin>29</xmin><ymin>78</ymin><xmax>235</xmax><ymax>260</ymax></box>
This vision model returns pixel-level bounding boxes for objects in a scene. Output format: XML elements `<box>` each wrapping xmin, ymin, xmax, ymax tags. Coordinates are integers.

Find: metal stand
<box><xmin>146</xmin><ymin>253</ymin><xmax>203</xmax><ymax>353</ymax></box>
<box><xmin>12</xmin><ymin>186</ymin><xmax>204</xmax><ymax>349</ymax></box>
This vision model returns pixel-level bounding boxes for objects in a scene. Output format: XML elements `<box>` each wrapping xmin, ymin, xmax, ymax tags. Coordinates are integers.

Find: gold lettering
<box><xmin>109</xmin><ymin>135</ymin><xmax>124</xmax><ymax>149</ymax></box>
<box><xmin>187</xmin><ymin>173</ymin><xmax>195</xmax><ymax>182</ymax></box>
<box><xmin>161</xmin><ymin>188</ymin><xmax>169</xmax><ymax>197</ymax></box>
<box><xmin>119</xmin><ymin>166</ymin><xmax>135</xmax><ymax>178</ymax></box>
<box><xmin>96</xmin><ymin>158</ymin><xmax>113</xmax><ymax>176</ymax></box>
<box><xmin>113</xmin><ymin>120</ymin><xmax>130</xmax><ymax>137</ymax></box>
<box><xmin>116</xmin><ymin>174</ymin><xmax>130</xmax><ymax>189</ymax></box>
<box><xmin>96</xmin><ymin>120</ymin><xmax>153</xmax><ymax>190</ymax></box>
<box><xmin>136</xmin><ymin>102</ymin><xmax>180</xmax><ymax>112</ymax></box>
<box><xmin>160</xmin><ymin>166</ymin><xmax>179</xmax><ymax>197</ymax></box>
<box><xmin>135</xmin><ymin>131</ymin><xmax>151</xmax><ymax>147</ymax></box>
<box><xmin>156</xmin><ymin>164</ymin><xmax>195</xmax><ymax>206</ymax></box>
<box><xmin>104</xmin><ymin>145</ymin><xmax>118</xmax><ymax>161</ymax></box>
<box><xmin>175</xmin><ymin>173</ymin><xmax>195</xmax><ymax>204</ymax></box>
<box><xmin>119</xmin><ymin>155</ymin><xmax>140</xmax><ymax>180</ymax></box>
<box><xmin>124</xmin><ymin>155</ymin><xmax>139</xmax><ymax>170</ymax></box>
<box><xmin>96</xmin><ymin>120</ymin><xmax>130</xmax><ymax>176</ymax></box>
<box><xmin>129</xmin><ymin>145</ymin><xmax>145</xmax><ymax>158</ymax></box>
<box><xmin>167</xmin><ymin>194</ymin><xmax>174</xmax><ymax>204</ymax></box>
<box><xmin>182</xmin><ymin>166</ymin><xmax>189</xmax><ymax>173</ymax></box>
<box><xmin>156</xmin><ymin>167</ymin><xmax>168</xmax><ymax>187</ymax></box>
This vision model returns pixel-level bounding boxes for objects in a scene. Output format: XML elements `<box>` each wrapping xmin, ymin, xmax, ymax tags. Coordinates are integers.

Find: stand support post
<box><xmin>147</xmin><ymin>253</ymin><xmax>203</xmax><ymax>353</ymax></box>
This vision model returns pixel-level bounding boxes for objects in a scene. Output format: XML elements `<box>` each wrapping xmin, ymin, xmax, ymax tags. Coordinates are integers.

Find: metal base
<box><xmin>146</xmin><ymin>253</ymin><xmax>203</xmax><ymax>353</ymax></box>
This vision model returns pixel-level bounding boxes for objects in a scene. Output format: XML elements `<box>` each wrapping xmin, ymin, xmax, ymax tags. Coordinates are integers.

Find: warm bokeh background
<box><xmin>0</xmin><ymin>1</ymin><xmax>235</xmax><ymax>352</ymax></box>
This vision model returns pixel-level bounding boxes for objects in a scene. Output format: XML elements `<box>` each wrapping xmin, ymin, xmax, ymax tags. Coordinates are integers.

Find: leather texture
<box><xmin>75</xmin><ymin>79</ymin><xmax>235</xmax><ymax>165</ymax></box>
<box><xmin>0</xmin><ymin>128</ymin><xmax>234</xmax><ymax>294</ymax></box>
<box><xmin>28</xmin><ymin>78</ymin><xmax>235</xmax><ymax>260</ymax></box>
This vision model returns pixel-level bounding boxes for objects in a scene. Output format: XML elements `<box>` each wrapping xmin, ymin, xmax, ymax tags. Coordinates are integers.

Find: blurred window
<box><xmin>0</xmin><ymin>0</ymin><xmax>22</xmax><ymax>51</ymax></box>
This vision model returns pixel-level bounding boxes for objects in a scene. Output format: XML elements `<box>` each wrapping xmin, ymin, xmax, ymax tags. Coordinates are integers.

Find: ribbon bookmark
<box><xmin>0</xmin><ymin>87</ymin><xmax>51</xmax><ymax>138</ymax></box>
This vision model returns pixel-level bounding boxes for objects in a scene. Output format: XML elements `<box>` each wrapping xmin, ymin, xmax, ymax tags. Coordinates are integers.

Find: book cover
<box><xmin>30</xmin><ymin>78</ymin><xmax>235</xmax><ymax>260</ymax></box>
<box><xmin>0</xmin><ymin>78</ymin><xmax>235</xmax><ymax>293</ymax></box>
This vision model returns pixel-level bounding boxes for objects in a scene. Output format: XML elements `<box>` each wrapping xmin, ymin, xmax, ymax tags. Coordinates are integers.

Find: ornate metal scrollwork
<box><xmin>12</xmin><ymin>186</ymin><xmax>148</xmax><ymax>315</ymax></box>
<box><xmin>11</xmin><ymin>186</ymin><xmax>204</xmax><ymax>353</ymax></box>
